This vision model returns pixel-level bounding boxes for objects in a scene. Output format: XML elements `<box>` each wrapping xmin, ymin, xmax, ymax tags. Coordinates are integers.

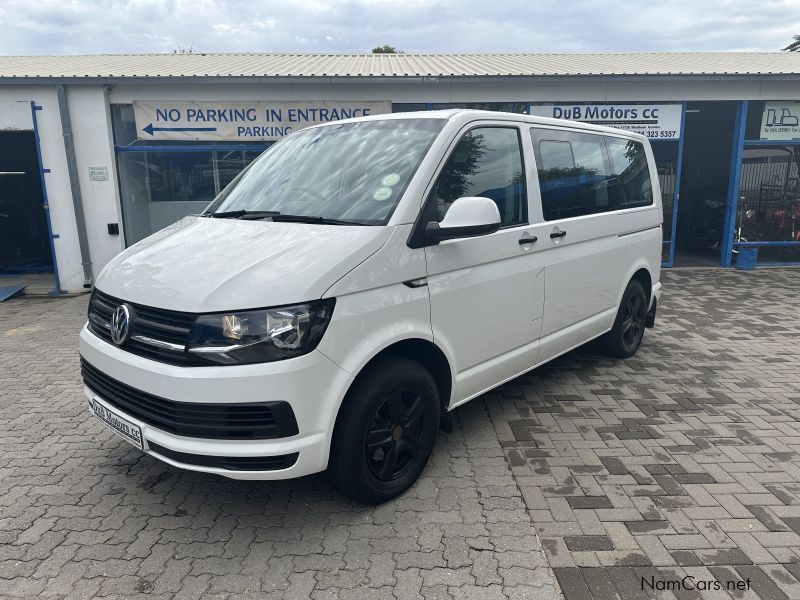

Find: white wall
<box><xmin>0</xmin><ymin>85</ymin><xmax>123</xmax><ymax>293</ymax></box>
<box><xmin>0</xmin><ymin>100</ymin><xmax>32</xmax><ymax>129</ymax></box>
<box><xmin>66</xmin><ymin>85</ymin><xmax>125</xmax><ymax>284</ymax></box>
<box><xmin>107</xmin><ymin>77</ymin><xmax>800</xmax><ymax>104</ymax></box>
<box><xmin>0</xmin><ymin>86</ymin><xmax>85</xmax><ymax>292</ymax></box>
<box><xmin>1</xmin><ymin>75</ymin><xmax>798</xmax><ymax>294</ymax></box>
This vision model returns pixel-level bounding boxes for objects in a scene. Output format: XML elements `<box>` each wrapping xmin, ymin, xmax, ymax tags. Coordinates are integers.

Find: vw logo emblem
<box><xmin>110</xmin><ymin>304</ymin><xmax>131</xmax><ymax>345</ymax></box>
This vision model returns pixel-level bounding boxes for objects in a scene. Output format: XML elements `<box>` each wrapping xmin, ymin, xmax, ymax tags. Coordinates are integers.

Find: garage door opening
<box><xmin>673</xmin><ymin>101</ymin><xmax>739</xmax><ymax>266</ymax></box>
<box><xmin>0</xmin><ymin>131</ymin><xmax>54</xmax><ymax>284</ymax></box>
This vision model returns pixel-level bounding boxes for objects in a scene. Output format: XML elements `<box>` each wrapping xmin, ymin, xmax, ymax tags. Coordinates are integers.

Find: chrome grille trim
<box><xmin>130</xmin><ymin>335</ymin><xmax>186</xmax><ymax>352</ymax></box>
<box><xmin>87</xmin><ymin>289</ymin><xmax>204</xmax><ymax>366</ymax></box>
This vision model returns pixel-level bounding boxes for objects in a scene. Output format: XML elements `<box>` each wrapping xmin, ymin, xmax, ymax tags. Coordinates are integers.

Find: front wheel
<box><xmin>598</xmin><ymin>279</ymin><xmax>648</xmax><ymax>358</ymax></box>
<box><xmin>330</xmin><ymin>356</ymin><xmax>440</xmax><ymax>504</ymax></box>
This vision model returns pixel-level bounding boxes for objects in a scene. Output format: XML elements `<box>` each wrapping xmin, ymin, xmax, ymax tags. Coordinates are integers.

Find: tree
<box><xmin>783</xmin><ymin>35</ymin><xmax>800</xmax><ymax>51</ymax></box>
<box><xmin>372</xmin><ymin>45</ymin><xmax>401</xmax><ymax>54</ymax></box>
<box><xmin>173</xmin><ymin>44</ymin><xmax>197</xmax><ymax>54</ymax></box>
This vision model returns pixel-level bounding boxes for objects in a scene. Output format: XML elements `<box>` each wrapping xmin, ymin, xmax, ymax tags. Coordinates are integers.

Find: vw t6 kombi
<box><xmin>80</xmin><ymin>110</ymin><xmax>662</xmax><ymax>503</ymax></box>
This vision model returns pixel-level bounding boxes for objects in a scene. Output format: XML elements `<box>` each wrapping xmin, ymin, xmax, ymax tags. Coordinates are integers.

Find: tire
<box><xmin>330</xmin><ymin>356</ymin><xmax>440</xmax><ymax>504</ymax></box>
<box><xmin>597</xmin><ymin>279</ymin><xmax>648</xmax><ymax>358</ymax></box>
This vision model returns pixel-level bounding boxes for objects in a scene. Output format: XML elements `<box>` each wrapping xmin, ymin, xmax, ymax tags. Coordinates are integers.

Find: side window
<box><xmin>532</xmin><ymin>128</ymin><xmax>613</xmax><ymax>221</ymax></box>
<box><xmin>605</xmin><ymin>137</ymin><xmax>654</xmax><ymax>209</ymax></box>
<box><xmin>428</xmin><ymin>127</ymin><xmax>526</xmax><ymax>226</ymax></box>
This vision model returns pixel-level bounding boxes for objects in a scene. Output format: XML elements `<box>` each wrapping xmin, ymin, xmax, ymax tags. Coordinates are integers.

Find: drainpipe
<box><xmin>56</xmin><ymin>84</ymin><xmax>93</xmax><ymax>288</ymax></box>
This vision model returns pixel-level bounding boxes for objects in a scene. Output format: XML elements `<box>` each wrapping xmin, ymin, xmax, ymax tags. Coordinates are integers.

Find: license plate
<box><xmin>89</xmin><ymin>397</ymin><xmax>144</xmax><ymax>450</ymax></box>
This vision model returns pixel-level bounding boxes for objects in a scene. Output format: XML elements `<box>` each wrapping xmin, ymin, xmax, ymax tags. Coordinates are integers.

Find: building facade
<box><xmin>1</xmin><ymin>52</ymin><xmax>799</xmax><ymax>294</ymax></box>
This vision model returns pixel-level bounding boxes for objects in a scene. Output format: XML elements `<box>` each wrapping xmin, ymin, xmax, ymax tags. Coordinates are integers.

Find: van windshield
<box><xmin>205</xmin><ymin>118</ymin><xmax>446</xmax><ymax>225</ymax></box>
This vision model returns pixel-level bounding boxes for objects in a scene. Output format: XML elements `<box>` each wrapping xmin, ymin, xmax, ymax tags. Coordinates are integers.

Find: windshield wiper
<box><xmin>207</xmin><ymin>210</ymin><xmax>366</xmax><ymax>225</ymax></box>
<box><xmin>270</xmin><ymin>214</ymin><xmax>367</xmax><ymax>226</ymax></box>
<box><xmin>208</xmin><ymin>210</ymin><xmax>280</xmax><ymax>220</ymax></box>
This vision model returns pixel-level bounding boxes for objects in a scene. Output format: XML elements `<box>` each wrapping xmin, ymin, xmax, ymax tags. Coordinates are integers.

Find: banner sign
<box><xmin>530</xmin><ymin>104</ymin><xmax>683</xmax><ymax>140</ymax></box>
<box><xmin>760</xmin><ymin>101</ymin><xmax>800</xmax><ymax>141</ymax></box>
<box><xmin>133</xmin><ymin>100</ymin><xmax>392</xmax><ymax>142</ymax></box>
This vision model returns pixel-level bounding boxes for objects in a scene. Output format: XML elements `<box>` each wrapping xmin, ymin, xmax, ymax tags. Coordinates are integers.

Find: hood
<box><xmin>95</xmin><ymin>216</ymin><xmax>392</xmax><ymax>312</ymax></box>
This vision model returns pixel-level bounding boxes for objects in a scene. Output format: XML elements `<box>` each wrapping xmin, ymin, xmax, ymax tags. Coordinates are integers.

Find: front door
<box><xmin>423</xmin><ymin>124</ymin><xmax>545</xmax><ymax>403</ymax></box>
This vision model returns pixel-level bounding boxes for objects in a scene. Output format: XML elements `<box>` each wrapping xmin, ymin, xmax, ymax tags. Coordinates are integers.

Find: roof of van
<box><xmin>314</xmin><ymin>109</ymin><xmax>648</xmax><ymax>139</ymax></box>
<box><xmin>0</xmin><ymin>51</ymin><xmax>799</xmax><ymax>80</ymax></box>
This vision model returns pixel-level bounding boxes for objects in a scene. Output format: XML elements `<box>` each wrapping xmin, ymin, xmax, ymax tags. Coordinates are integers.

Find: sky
<box><xmin>0</xmin><ymin>0</ymin><xmax>798</xmax><ymax>55</ymax></box>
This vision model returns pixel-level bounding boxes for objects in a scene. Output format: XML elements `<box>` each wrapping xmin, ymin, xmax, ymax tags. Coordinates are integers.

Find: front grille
<box><xmin>87</xmin><ymin>289</ymin><xmax>205</xmax><ymax>366</ymax></box>
<box><xmin>147</xmin><ymin>442</ymin><xmax>298</xmax><ymax>471</ymax></box>
<box><xmin>81</xmin><ymin>359</ymin><xmax>299</xmax><ymax>440</ymax></box>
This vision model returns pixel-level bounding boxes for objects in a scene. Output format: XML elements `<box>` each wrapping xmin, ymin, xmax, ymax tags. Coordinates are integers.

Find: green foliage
<box><xmin>372</xmin><ymin>45</ymin><xmax>401</xmax><ymax>54</ymax></box>
<box><xmin>783</xmin><ymin>35</ymin><xmax>800</xmax><ymax>51</ymax></box>
<box><xmin>172</xmin><ymin>44</ymin><xmax>197</xmax><ymax>54</ymax></box>
<box><xmin>538</xmin><ymin>166</ymin><xmax>598</xmax><ymax>182</ymax></box>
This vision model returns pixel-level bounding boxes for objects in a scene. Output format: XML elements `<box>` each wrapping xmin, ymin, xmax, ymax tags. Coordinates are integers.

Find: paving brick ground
<box><xmin>3</xmin><ymin>268</ymin><xmax>800</xmax><ymax>599</ymax></box>
<box><xmin>487</xmin><ymin>268</ymin><xmax>800</xmax><ymax>600</ymax></box>
<box><xmin>0</xmin><ymin>293</ymin><xmax>558</xmax><ymax>599</ymax></box>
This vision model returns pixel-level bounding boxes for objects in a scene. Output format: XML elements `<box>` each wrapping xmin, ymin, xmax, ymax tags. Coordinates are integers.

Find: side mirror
<box><xmin>425</xmin><ymin>196</ymin><xmax>501</xmax><ymax>243</ymax></box>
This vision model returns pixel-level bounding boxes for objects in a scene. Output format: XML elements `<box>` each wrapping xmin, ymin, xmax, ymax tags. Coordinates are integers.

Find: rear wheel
<box><xmin>598</xmin><ymin>279</ymin><xmax>648</xmax><ymax>358</ymax></box>
<box><xmin>330</xmin><ymin>356</ymin><xmax>440</xmax><ymax>504</ymax></box>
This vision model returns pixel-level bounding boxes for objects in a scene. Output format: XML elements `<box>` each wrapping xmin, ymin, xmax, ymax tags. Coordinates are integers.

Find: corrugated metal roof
<box><xmin>0</xmin><ymin>52</ymin><xmax>798</xmax><ymax>79</ymax></box>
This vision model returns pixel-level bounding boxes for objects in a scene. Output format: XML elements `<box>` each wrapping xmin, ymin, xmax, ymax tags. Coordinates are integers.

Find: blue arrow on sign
<box><xmin>142</xmin><ymin>123</ymin><xmax>217</xmax><ymax>135</ymax></box>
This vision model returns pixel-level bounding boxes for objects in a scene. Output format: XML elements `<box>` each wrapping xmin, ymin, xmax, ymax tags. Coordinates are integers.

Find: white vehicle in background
<box><xmin>80</xmin><ymin>110</ymin><xmax>662</xmax><ymax>504</ymax></box>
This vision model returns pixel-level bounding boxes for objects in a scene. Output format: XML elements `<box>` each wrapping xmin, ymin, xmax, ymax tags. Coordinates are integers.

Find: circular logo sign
<box><xmin>381</xmin><ymin>173</ymin><xmax>401</xmax><ymax>187</ymax></box>
<box><xmin>373</xmin><ymin>187</ymin><xmax>393</xmax><ymax>202</ymax></box>
<box><xmin>110</xmin><ymin>304</ymin><xmax>131</xmax><ymax>345</ymax></box>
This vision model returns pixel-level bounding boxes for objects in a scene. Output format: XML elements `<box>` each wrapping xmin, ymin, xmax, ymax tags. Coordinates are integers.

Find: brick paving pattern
<box><xmin>0</xmin><ymin>294</ymin><xmax>558</xmax><ymax>599</ymax></box>
<box><xmin>4</xmin><ymin>268</ymin><xmax>800</xmax><ymax>599</ymax></box>
<box><xmin>487</xmin><ymin>268</ymin><xmax>800</xmax><ymax>599</ymax></box>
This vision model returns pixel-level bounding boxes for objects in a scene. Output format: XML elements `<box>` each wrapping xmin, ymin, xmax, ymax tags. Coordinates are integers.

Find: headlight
<box><xmin>186</xmin><ymin>299</ymin><xmax>335</xmax><ymax>365</ymax></box>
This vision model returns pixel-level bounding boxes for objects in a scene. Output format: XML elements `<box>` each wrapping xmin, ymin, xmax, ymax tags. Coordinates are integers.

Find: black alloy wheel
<box><xmin>366</xmin><ymin>388</ymin><xmax>429</xmax><ymax>482</ymax></box>
<box><xmin>621</xmin><ymin>291</ymin><xmax>646</xmax><ymax>349</ymax></box>
<box><xmin>598</xmin><ymin>279</ymin><xmax>648</xmax><ymax>358</ymax></box>
<box><xmin>330</xmin><ymin>356</ymin><xmax>440</xmax><ymax>504</ymax></box>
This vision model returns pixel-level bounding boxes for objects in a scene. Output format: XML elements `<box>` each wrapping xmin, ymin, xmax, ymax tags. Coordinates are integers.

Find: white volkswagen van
<box><xmin>80</xmin><ymin>110</ymin><xmax>662</xmax><ymax>503</ymax></box>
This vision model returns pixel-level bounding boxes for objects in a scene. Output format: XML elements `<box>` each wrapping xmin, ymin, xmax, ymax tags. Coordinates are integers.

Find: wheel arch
<box><xmin>619</xmin><ymin>263</ymin><xmax>654</xmax><ymax>308</ymax></box>
<box><xmin>341</xmin><ymin>338</ymin><xmax>454</xmax><ymax>415</ymax></box>
<box><xmin>630</xmin><ymin>267</ymin><xmax>653</xmax><ymax>305</ymax></box>
<box><xmin>326</xmin><ymin>337</ymin><xmax>454</xmax><ymax>472</ymax></box>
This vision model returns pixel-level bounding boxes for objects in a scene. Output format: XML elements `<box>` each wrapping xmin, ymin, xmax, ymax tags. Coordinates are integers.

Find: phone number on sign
<box><xmin>645</xmin><ymin>130</ymin><xmax>677</xmax><ymax>138</ymax></box>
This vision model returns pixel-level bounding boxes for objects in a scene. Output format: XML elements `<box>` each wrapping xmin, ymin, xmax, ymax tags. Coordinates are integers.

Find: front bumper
<box><xmin>79</xmin><ymin>324</ymin><xmax>353</xmax><ymax>480</ymax></box>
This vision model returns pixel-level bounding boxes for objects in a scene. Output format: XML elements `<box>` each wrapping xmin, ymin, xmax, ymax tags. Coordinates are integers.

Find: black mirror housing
<box><xmin>425</xmin><ymin>220</ymin><xmax>500</xmax><ymax>244</ymax></box>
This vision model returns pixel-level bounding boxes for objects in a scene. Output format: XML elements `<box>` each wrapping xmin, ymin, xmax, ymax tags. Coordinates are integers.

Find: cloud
<box><xmin>0</xmin><ymin>0</ymin><xmax>798</xmax><ymax>55</ymax></box>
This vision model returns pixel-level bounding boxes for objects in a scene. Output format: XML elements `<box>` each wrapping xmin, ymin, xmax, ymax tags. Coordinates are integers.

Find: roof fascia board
<box><xmin>1</xmin><ymin>74</ymin><xmax>799</xmax><ymax>85</ymax></box>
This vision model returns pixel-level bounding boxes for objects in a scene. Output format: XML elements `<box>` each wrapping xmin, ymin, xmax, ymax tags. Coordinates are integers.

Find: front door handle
<box><xmin>518</xmin><ymin>236</ymin><xmax>537</xmax><ymax>245</ymax></box>
<box><xmin>550</xmin><ymin>230</ymin><xmax>567</xmax><ymax>239</ymax></box>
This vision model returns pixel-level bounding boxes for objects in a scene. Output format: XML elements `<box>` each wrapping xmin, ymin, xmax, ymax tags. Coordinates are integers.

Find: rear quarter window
<box><xmin>605</xmin><ymin>137</ymin><xmax>654</xmax><ymax>210</ymax></box>
<box><xmin>531</xmin><ymin>128</ymin><xmax>654</xmax><ymax>220</ymax></box>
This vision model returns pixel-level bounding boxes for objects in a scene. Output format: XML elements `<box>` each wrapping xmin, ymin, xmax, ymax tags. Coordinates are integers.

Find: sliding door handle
<box><xmin>518</xmin><ymin>236</ymin><xmax>537</xmax><ymax>245</ymax></box>
<box><xmin>550</xmin><ymin>230</ymin><xmax>567</xmax><ymax>239</ymax></box>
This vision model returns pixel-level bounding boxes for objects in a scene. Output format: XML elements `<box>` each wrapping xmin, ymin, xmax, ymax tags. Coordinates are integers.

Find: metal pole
<box><xmin>721</xmin><ymin>100</ymin><xmax>748</xmax><ymax>268</ymax></box>
<box><xmin>669</xmin><ymin>102</ymin><xmax>687</xmax><ymax>268</ymax></box>
<box><xmin>56</xmin><ymin>84</ymin><xmax>93</xmax><ymax>287</ymax></box>
<box><xmin>30</xmin><ymin>102</ymin><xmax>64</xmax><ymax>295</ymax></box>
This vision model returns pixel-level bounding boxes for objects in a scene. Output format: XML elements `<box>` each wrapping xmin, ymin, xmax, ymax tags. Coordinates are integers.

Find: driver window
<box><xmin>427</xmin><ymin>127</ymin><xmax>526</xmax><ymax>225</ymax></box>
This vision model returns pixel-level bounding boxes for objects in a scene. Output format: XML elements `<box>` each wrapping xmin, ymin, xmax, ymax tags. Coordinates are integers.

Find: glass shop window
<box><xmin>738</xmin><ymin>145</ymin><xmax>800</xmax><ymax>244</ymax></box>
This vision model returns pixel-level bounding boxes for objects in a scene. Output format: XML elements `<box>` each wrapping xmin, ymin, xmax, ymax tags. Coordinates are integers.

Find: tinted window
<box><xmin>605</xmin><ymin>137</ymin><xmax>654</xmax><ymax>209</ymax></box>
<box><xmin>532</xmin><ymin>129</ymin><xmax>612</xmax><ymax>221</ymax></box>
<box><xmin>428</xmin><ymin>127</ymin><xmax>526</xmax><ymax>225</ymax></box>
<box><xmin>539</xmin><ymin>141</ymin><xmax>574</xmax><ymax>171</ymax></box>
